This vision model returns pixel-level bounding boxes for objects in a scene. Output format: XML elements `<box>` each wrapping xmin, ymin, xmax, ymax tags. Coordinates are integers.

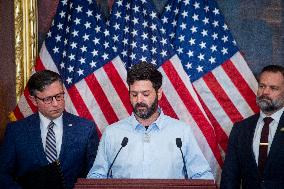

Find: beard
<box><xmin>256</xmin><ymin>95</ymin><xmax>284</xmax><ymax>113</ymax></box>
<box><xmin>133</xmin><ymin>96</ymin><xmax>158</xmax><ymax>119</ymax></box>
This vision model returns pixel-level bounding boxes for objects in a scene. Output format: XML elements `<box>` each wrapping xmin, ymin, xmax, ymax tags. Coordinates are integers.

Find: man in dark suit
<box><xmin>0</xmin><ymin>70</ymin><xmax>99</xmax><ymax>189</ymax></box>
<box><xmin>221</xmin><ymin>65</ymin><xmax>284</xmax><ymax>189</ymax></box>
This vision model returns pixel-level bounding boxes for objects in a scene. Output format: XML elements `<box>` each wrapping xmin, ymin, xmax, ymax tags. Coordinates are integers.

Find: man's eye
<box><xmin>258</xmin><ymin>85</ymin><xmax>264</xmax><ymax>89</ymax></box>
<box><xmin>44</xmin><ymin>97</ymin><xmax>52</xmax><ymax>102</ymax></box>
<box><xmin>271</xmin><ymin>87</ymin><xmax>279</xmax><ymax>91</ymax></box>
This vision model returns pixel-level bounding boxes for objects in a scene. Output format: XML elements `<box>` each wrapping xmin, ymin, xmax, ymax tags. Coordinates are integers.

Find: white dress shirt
<box><xmin>253</xmin><ymin>107</ymin><xmax>284</xmax><ymax>164</ymax></box>
<box><xmin>39</xmin><ymin>112</ymin><xmax>63</xmax><ymax>158</ymax></box>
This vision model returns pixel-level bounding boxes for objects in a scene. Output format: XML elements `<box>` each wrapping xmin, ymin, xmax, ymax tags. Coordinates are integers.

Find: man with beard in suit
<box><xmin>221</xmin><ymin>65</ymin><xmax>284</xmax><ymax>189</ymax></box>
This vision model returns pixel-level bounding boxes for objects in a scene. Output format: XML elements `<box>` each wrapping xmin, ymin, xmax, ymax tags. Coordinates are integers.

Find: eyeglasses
<box><xmin>35</xmin><ymin>92</ymin><xmax>65</xmax><ymax>104</ymax></box>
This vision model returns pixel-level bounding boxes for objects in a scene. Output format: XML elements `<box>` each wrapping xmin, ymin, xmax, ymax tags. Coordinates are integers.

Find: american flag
<box><xmin>160</xmin><ymin>0</ymin><xmax>259</xmax><ymax>155</ymax></box>
<box><xmin>108</xmin><ymin>0</ymin><xmax>222</xmax><ymax>178</ymax></box>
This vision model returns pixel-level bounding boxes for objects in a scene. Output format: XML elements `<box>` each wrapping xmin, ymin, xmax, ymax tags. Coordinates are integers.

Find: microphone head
<box><xmin>121</xmin><ymin>137</ymin><xmax>128</xmax><ymax>147</ymax></box>
<box><xmin>176</xmin><ymin>138</ymin><xmax>182</xmax><ymax>148</ymax></box>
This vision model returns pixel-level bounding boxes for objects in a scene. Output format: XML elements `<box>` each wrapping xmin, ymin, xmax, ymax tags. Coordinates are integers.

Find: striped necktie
<box><xmin>45</xmin><ymin>121</ymin><xmax>57</xmax><ymax>163</ymax></box>
<box><xmin>258</xmin><ymin>117</ymin><xmax>273</xmax><ymax>175</ymax></box>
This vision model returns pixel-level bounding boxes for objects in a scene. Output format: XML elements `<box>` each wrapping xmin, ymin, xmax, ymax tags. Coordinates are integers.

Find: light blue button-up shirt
<box><xmin>87</xmin><ymin>110</ymin><xmax>214</xmax><ymax>180</ymax></box>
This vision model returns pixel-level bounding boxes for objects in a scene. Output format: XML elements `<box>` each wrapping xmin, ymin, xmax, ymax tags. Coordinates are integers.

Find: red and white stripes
<box><xmin>193</xmin><ymin>52</ymin><xmax>259</xmax><ymax>153</ymax></box>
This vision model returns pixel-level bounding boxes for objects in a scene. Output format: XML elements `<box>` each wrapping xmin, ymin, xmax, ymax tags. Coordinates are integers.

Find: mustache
<box><xmin>135</xmin><ymin>103</ymin><xmax>148</xmax><ymax>108</ymax></box>
<box><xmin>257</xmin><ymin>95</ymin><xmax>272</xmax><ymax>101</ymax></box>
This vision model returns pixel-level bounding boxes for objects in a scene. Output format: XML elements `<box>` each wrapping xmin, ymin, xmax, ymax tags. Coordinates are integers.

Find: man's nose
<box><xmin>137</xmin><ymin>94</ymin><xmax>144</xmax><ymax>103</ymax></box>
<box><xmin>262</xmin><ymin>87</ymin><xmax>271</xmax><ymax>95</ymax></box>
<box><xmin>51</xmin><ymin>96</ymin><xmax>59</xmax><ymax>105</ymax></box>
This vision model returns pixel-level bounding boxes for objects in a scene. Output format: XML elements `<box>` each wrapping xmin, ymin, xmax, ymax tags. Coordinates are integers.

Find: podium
<box><xmin>74</xmin><ymin>178</ymin><xmax>217</xmax><ymax>189</ymax></box>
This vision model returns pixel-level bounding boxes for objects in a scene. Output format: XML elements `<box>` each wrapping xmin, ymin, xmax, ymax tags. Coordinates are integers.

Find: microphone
<box><xmin>176</xmin><ymin>138</ymin><xmax>188</xmax><ymax>179</ymax></box>
<box><xmin>107</xmin><ymin>137</ymin><xmax>128</xmax><ymax>178</ymax></box>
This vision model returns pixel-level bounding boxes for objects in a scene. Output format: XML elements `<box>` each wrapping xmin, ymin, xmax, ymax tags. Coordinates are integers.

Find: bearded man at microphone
<box><xmin>87</xmin><ymin>61</ymin><xmax>213</xmax><ymax>180</ymax></box>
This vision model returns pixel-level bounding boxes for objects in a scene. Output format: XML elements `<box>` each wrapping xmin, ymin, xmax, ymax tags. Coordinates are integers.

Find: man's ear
<box><xmin>29</xmin><ymin>95</ymin><xmax>38</xmax><ymax>107</ymax></box>
<box><xmin>157</xmin><ymin>88</ymin><xmax>163</xmax><ymax>100</ymax></box>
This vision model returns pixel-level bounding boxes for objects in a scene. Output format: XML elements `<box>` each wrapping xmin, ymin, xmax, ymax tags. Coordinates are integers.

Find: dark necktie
<box><xmin>258</xmin><ymin>117</ymin><xmax>273</xmax><ymax>174</ymax></box>
<box><xmin>45</xmin><ymin>121</ymin><xmax>57</xmax><ymax>163</ymax></box>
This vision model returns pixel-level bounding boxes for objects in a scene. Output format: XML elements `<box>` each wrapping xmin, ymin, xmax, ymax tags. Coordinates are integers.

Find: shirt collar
<box><xmin>260</xmin><ymin>106</ymin><xmax>284</xmax><ymax>124</ymax></box>
<box><xmin>130</xmin><ymin>108</ymin><xmax>166</xmax><ymax>131</ymax></box>
<box><xmin>38</xmin><ymin>112</ymin><xmax>63</xmax><ymax>128</ymax></box>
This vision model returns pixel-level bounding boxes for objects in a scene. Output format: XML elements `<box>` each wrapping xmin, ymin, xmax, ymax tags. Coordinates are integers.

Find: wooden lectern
<box><xmin>74</xmin><ymin>178</ymin><xmax>217</xmax><ymax>189</ymax></box>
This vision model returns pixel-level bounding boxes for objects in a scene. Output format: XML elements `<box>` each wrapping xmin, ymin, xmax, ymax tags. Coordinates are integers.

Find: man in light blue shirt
<box><xmin>87</xmin><ymin>61</ymin><xmax>214</xmax><ymax>180</ymax></box>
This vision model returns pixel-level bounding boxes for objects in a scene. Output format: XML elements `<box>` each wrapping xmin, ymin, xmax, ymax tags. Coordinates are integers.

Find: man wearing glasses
<box><xmin>0</xmin><ymin>70</ymin><xmax>99</xmax><ymax>189</ymax></box>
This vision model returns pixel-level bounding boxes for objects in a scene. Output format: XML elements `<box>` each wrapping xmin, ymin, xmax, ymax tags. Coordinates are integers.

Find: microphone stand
<box><xmin>107</xmin><ymin>137</ymin><xmax>128</xmax><ymax>178</ymax></box>
<box><xmin>176</xmin><ymin>138</ymin><xmax>188</xmax><ymax>179</ymax></box>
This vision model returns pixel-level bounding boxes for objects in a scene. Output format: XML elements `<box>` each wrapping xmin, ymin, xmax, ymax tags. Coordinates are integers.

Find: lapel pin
<box><xmin>68</xmin><ymin>124</ymin><xmax>73</xmax><ymax>127</ymax></box>
<box><xmin>280</xmin><ymin>127</ymin><xmax>284</xmax><ymax>132</ymax></box>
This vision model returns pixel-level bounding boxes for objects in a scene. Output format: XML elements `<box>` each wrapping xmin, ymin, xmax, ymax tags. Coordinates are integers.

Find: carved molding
<box><xmin>14</xmin><ymin>0</ymin><xmax>38</xmax><ymax>102</ymax></box>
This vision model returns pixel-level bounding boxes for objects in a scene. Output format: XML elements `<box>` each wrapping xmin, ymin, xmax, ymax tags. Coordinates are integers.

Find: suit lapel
<box><xmin>265</xmin><ymin>112</ymin><xmax>284</xmax><ymax>169</ymax></box>
<box><xmin>27</xmin><ymin>113</ymin><xmax>48</xmax><ymax>164</ymax></box>
<box><xmin>246</xmin><ymin>115</ymin><xmax>260</xmax><ymax>172</ymax></box>
<box><xmin>59</xmin><ymin>112</ymin><xmax>74</xmax><ymax>162</ymax></box>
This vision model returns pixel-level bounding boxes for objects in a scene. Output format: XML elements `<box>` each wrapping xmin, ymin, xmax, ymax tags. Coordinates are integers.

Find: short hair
<box><xmin>27</xmin><ymin>70</ymin><xmax>63</xmax><ymax>96</ymax></box>
<box><xmin>258</xmin><ymin>64</ymin><xmax>284</xmax><ymax>81</ymax></box>
<box><xmin>126</xmin><ymin>62</ymin><xmax>162</xmax><ymax>91</ymax></box>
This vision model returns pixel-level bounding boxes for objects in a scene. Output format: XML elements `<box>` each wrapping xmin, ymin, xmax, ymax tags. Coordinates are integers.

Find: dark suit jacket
<box><xmin>0</xmin><ymin>112</ymin><xmax>99</xmax><ymax>189</ymax></box>
<box><xmin>220</xmin><ymin>112</ymin><xmax>284</xmax><ymax>189</ymax></box>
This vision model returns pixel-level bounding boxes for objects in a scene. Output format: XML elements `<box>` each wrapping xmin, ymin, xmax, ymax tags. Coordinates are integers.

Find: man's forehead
<box><xmin>129</xmin><ymin>89</ymin><xmax>151</xmax><ymax>93</ymax></box>
<box><xmin>260</xmin><ymin>71</ymin><xmax>284</xmax><ymax>80</ymax></box>
<box><xmin>261</xmin><ymin>70</ymin><xmax>283</xmax><ymax>76</ymax></box>
<box><xmin>36</xmin><ymin>82</ymin><xmax>64</xmax><ymax>93</ymax></box>
<box><xmin>259</xmin><ymin>72</ymin><xmax>284</xmax><ymax>86</ymax></box>
<box><xmin>130</xmin><ymin>80</ymin><xmax>153</xmax><ymax>87</ymax></box>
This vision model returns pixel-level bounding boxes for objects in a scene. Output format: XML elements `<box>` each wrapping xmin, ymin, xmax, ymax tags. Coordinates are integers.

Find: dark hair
<box><xmin>126</xmin><ymin>61</ymin><xmax>162</xmax><ymax>91</ymax></box>
<box><xmin>258</xmin><ymin>65</ymin><xmax>284</xmax><ymax>81</ymax></box>
<box><xmin>27</xmin><ymin>70</ymin><xmax>63</xmax><ymax>96</ymax></box>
